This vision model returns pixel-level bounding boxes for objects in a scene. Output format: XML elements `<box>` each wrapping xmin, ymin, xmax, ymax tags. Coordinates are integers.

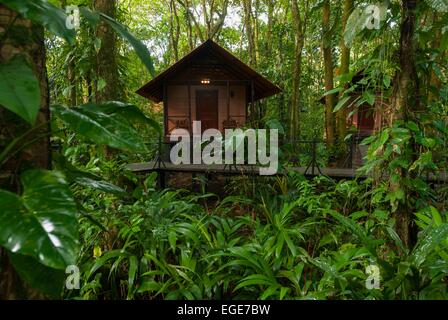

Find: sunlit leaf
<box><xmin>0</xmin><ymin>56</ymin><xmax>40</xmax><ymax>124</ymax></box>
<box><xmin>0</xmin><ymin>170</ymin><xmax>79</xmax><ymax>269</ymax></box>
<box><xmin>52</xmin><ymin>104</ymin><xmax>148</xmax><ymax>152</ymax></box>
<box><xmin>0</xmin><ymin>0</ymin><xmax>76</xmax><ymax>43</ymax></box>
<box><xmin>9</xmin><ymin>252</ymin><xmax>66</xmax><ymax>298</ymax></box>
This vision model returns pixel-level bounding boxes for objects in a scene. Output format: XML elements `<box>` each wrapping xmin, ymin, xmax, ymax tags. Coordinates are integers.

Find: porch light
<box><xmin>201</xmin><ymin>78</ymin><xmax>210</xmax><ymax>84</ymax></box>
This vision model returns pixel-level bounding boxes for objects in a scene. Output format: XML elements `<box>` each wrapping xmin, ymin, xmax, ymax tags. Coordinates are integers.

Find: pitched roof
<box><xmin>136</xmin><ymin>39</ymin><xmax>281</xmax><ymax>102</ymax></box>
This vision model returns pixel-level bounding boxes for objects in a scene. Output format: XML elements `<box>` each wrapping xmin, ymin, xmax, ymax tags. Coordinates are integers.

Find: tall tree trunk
<box><xmin>169</xmin><ymin>0</ymin><xmax>181</xmax><ymax>61</ymax></box>
<box><xmin>290</xmin><ymin>0</ymin><xmax>306</xmax><ymax>140</ymax></box>
<box><xmin>184</xmin><ymin>5</ymin><xmax>195</xmax><ymax>50</ymax></box>
<box><xmin>337</xmin><ymin>0</ymin><xmax>353</xmax><ymax>146</ymax></box>
<box><xmin>277</xmin><ymin>7</ymin><xmax>287</xmax><ymax>127</ymax></box>
<box><xmin>391</xmin><ymin>0</ymin><xmax>418</xmax><ymax>123</ymax></box>
<box><xmin>177</xmin><ymin>0</ymin><xmax>204</xmax><ymax>42</ymax></box>
<box><xmin>93</xmin><ymin>0</ymin><xmax>122</xmax><ymax>102</ymax></box>
<box><xmin>322</xmin><ymin>0</ymin><xmax>336</xmax><ymax>148</ymax></box>
<box><xmin>253</xmin><ymin>0</ymin><xmax>260</xmax><ymax>65</ymax></box>
<box><xmin>61</xmin><ymin>0</ymin><xmax>76</xmax><ymax>106</ymax></box>
<box><xmin>428</xmin><ymin>12</ymin><xmax>442</xmax><ymax>104</ymax></box>
<box><xmin>68</xmin><ymin>59</ymin><xmax>77</xmax><ymax>106</ymax></box>
<box><xmin>0</xmin><ymin>4</ymin><xmax>50</xmax><ymax>299</ymax></box>
<box><xmin>178</xmin><ymin>0</ymin><xmax>227</xmax><ymax>42</ymax></box>
<box><xmin>265</xmin><ymin>0</ymin><xmax>274</xmax><ymax>56</ymax></box>
<box><xmin>243</xmin><ymin>0</ymin><xmax>258</xmax><ymax>124</ymax></box>
<box><xmin>391</xmin><ymin>0</ymin><xmax>418</xmax><ymax>248</ymax></box>
<box><xmin>243</xmin><ymin>0</ymin><xmax>256</xmax><ymax>67</ymax></box>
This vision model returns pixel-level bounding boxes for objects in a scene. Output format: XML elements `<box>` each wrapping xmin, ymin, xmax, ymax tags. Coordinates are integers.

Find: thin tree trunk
<box><xmin>390</xmin><ymin>0</ymin><xmax>418</xmax><ymax>249</ymax></box>
<box><xmin>337</xmin><ymin>0</ymin><xmax>353</xmax><ymax>146</ymax></box>
<box><xmin>290</xmin><ymin>0</ymin><xmax>306</xmax><ymax>140</ymax></box>
<box><xmin>242</xmin><ymin>0</ymin><xmax>258</xmax><ymax>124</ymax></box>
<box><xmin>322</xmin><ymin>0</ymin><xmax>336</xmax><ymax>148</ymax></box>
<box><xmin>253</xmin><ymin>0</ymin><xmax>260</xmax><ymax>65</ymax></box>
<box><xmin>61</xmin><ymin>0</ymin><xmax>76</xmax><ymax>106</ymax></box>
<box><xmin>169</xmin><ymin>0</ymin><xmax>181</xmax><ymax>61</ymax></box>
<box><xmin>177</xmin><ymin>0</ymin><xmax>195</xmax><ymax>49</ymax></box>
<box><xmin>428</xmin><ymin>12</ymin><xmax>442</xmax><ymax>104</ymax></box>
<box><xmin>0</xmin><ymin>4</ymin><xmax>50</xmax><ymax>299</ymax></box>
<box><xmin>93</xmin><ymin>0</ymin><xmax>122</xmax><ymax>102</ymax></box>
<box><xmin>68</xmin><ymin>58</ymin><xmax>77</xmax><ymax>106</ymax></box>
<box><xmin>265</xmin><ymin>0</ymin><xmax>274</xmax><ymax>56</ymax></box>
<box><xmin>178</xmin><ymin>0</ymin><xmax>205</xmax><ymax>42</ymax></box>
<box><xmin>243</xmin><ymin>0</ymin><xmax>256</xmax><ymax>67</ymax></box>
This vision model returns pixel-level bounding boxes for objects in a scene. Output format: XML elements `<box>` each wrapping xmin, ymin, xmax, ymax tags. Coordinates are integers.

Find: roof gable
<box><xmin>136</xmin><ymin>39</ymin><xmax>281</xmax><ymax>102</ymax></box>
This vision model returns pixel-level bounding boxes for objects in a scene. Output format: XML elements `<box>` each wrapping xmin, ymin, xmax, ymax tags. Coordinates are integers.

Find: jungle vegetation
<box><xmin>0</xmin><ymin>0</ymin><xmax>447</xmax><ymax>300</ymax></box>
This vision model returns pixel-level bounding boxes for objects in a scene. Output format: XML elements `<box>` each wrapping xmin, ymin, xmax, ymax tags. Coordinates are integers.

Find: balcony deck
<box><xmin>127</xmin><ymin>161</ymin><xmax>447</xmax><ymax>183</ymax></box>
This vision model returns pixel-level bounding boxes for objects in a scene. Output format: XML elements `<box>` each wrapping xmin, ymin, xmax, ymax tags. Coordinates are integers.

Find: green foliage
<box><xmin>9</xmin><ymin>253</ymin><xmax>67</xmax><ymax>298</ymax></box>
<box><xmin>98</xmin><ymin>11</ymin><xmax>156</xmax><ymax>77</ymax></box>
<box><xmin>78</xmin><ymin>7</ymin><xmax>156</xmax><ymax>77</ymax></box>
<box><xmin>52</xmin><ymin>103</ymin><xmax>151</xmax><ymax>152</ymax></box>
<box><xmin>1</xmin><ymin>0</ymin><xmax>447</xmax><ymax>302</ymax></box>
<box><xmin>0</xmin><ymin>0</ymin><xmax>76</xmax><ymax>43</ymax></box>
<box><xmin>0</xmin><ymin>56</ymin><xmax>40</xmax><ymax>124</ymax></box>
<box><xmin>0</xmin><ymin>170</ymin><xmax>79</xmax><ymax>269</ymax></box>
<box><xmin>424</xmin><ymin>0</ymin><xmax>448</xmax><ymax>12</ymax></box>
<box><xmin>67</xmin><ymin>171</ymin><xmax>448</xmax><ymax>300</ymax></box>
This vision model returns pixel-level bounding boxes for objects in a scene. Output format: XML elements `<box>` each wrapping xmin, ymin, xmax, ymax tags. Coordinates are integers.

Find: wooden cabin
<box><xmin>319</xmin><ymin>71</ymin><xmax>390</xmax><ymax>168</ymax></box>
<box><xmin>320</xmin><ymin>71</ymin><xmax>388</xmax><ymax>140</ymax></box>
<box><xmin>345</xmin><ymin>72</ymin><xmax>388</xmax><ymax>138</ymax></box>
<box><xmin>136</xmin><ymin>40</ymin><xmax>281</xmax><ymax>138</ymax></box>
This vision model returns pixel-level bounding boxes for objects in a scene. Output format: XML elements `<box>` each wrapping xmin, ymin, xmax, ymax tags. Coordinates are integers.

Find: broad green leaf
<box><xmin>0</xmin><ymin>0</ymin><xmax>76</xmax><ymax>43</ymax></box>
<box><xmin>68</xmin><ymin>173</ymin><xmax>126</xmax><ymax>195</ymax></box>
<box><xmin>383</xmin><ymin>75</ymin><xmax>391</xmax><ymax>88</ymax></box>
<box><xmin>97</xmin><ymin>78</ymin><xmax>107</xmax><ymax>92</ymax></box>
<box><xmin>411</xmin><ymin>224</ymin><xmax>448</xmax><ymax>268</ymax></box>
<box><xmin>327</xmin><ymin>210</ymin><xmax>380</xmax><ymax>258</ymax></box>
<box><xmin>424</xmin><ymin>0</ymin><xmax>448</xmax><ymax>12</ymax></box>
<box><xmin>409</xmin><ymin>152</ymin><xmax>437</xmax><ymax>172</ymax></box>
<box><xmin>76</xmin><ymin>7</ymin><xmax>155</xmax><ymax>77</ymax></box>
<box><xmin>0</xmin><ymin>56</ymin><xmax>40</xmax><ymax>124</ymax></box>
<box><xmin>137</xmin><ymin>280</ymin><xmax>161</xmax><ymax>293</ymax></box>
<box><xmin>333</xmin><ymin>96</ymin><xmax>351</xmax><ymax>113</ymax></box>
<box><xmin>344</xmin><ymin>2</ymin><xmax>388</xmax><ymax>47</ymax></box>
<box><xmin>100</xmin><ymin>13</ymin><xmax>155</xmax><ymax>77</ymax></box>
<box><xmin>88</xmin><ymin>249</ymin><xmax>128</xmax><ymax>280</ymax></box>
<box><xmin>79</xmin><ymin>6</ymin><xmax>100</xmax><ymax>26</ymax></box>
<box><xmin>78</xmin><ymin>7</ymin><xmax>155</xmax><ymax>76</ymax></box>
<box><xmin>430</xmin><ymin>206</ymin><xmax>443</xmax><ymax>227</ymax></box>
<box><xmin>9</xmin><ymin>252</ymin><xmax>66</xmax><ymax>298</ymax></box>
<box><xmin>323</xmin><ymin>87</ymin><xmax>343</xmax><ymax>97</ymax></box>
<box><xmin>336</xmin><ymin>72</ymin><xmax>354</xmax><ymax>85</ymax></box>
<box><xmin>363</xmin><ymin>90</ymin><xmax>375</xmax><ymax>106</ymax></box>
<box><xmin>266</xmin><ymin>119</ymin><xmax>285</xmax><ymax>135</ymax></box>
<box><xmin>0</xmin><ymin>170</ymin><xmax>79</xmax><ymax>269</ymax></box>
<box><xmin>83</xmin><ymin>101</ymin><xmax>162</xmax><ymax>134</ymax></box>
<box><xmin>128</xmin><ymin>255</ymin><xmax>138</xmax><ymax>287</ymax></box>
<box><xmin>54</xmin><ymin>153</ymin><xmax>126</xmax><ymax>195</ymax></box>
<box><xmin>407</xmin><ymin>121</ymin><xmax>419</xmax><ymax>132</ymax></box>
<box><xmin>385</xmin><ymin>226</ymin><xmax>406</xmax><ymax>253</ymax></box>
<box><xmin>344</xmin><ymin>7</ymin><xmax>365</xmax><ymax>48</ymax></box>
<box><xmin>235</xmin><ymin>274</ymin><xmax>278</xmax><ymax>291</ymax></box>
<box><xmin>52</xmin><ymin>104</ymin><xmax>148</xmax><ymax>152</ymax></box>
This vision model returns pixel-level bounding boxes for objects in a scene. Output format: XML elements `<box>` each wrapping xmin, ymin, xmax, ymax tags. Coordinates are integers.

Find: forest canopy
<box><xmin>0</xmin><ymin>0</ymin><xmax>447</xmax><ymax>301</ymax></box>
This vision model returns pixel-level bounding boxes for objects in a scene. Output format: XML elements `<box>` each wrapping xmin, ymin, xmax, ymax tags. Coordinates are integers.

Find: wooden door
<box><xmin>196</xmin><ymin>90</ymin><xmax>218</xmax><ymax>132</ymax></box>
<box><xmin>357</xmin><ymin>104</ymin><xmax>375</xmax><ymax>135</ymax></box>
